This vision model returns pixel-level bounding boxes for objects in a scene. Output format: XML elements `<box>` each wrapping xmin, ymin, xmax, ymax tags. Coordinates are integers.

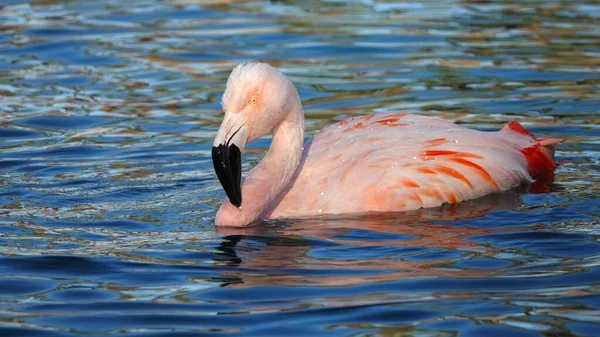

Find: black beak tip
<box><xmin>212</xmin><ymin>144</ymin><xmax>243</xmax><ymax>207</ymax></box>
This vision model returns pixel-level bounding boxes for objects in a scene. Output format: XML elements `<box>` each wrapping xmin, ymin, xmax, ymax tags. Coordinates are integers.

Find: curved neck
<box><xmin>216</xmin><ymin>100</ymin><xmax>304</xmax><ymax>227</ymax></box>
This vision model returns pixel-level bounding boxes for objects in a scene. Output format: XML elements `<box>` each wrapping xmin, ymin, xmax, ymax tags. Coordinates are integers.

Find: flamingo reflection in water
<box><xmin>213</xmin><ymin>188</ymin><xmax>546</xmax><ymax>287</ymax></box>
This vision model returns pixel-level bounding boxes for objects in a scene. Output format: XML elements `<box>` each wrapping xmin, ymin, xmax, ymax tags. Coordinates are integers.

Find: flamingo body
<box><xmin>211</xmin><ymin>62</ymin><xmax>559</xmax><ymax>227</ymax></box>
<box><xmin>265</xmin><ymin>114</ymin><xmax>554</xmax><ymax>218</ymax></box>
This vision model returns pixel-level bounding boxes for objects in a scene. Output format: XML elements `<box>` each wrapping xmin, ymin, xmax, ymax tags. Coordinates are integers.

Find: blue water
<box><xmin>1</xmin><ymin>1</ymin><xmax>600</xmax><ymax>336</ymax></box>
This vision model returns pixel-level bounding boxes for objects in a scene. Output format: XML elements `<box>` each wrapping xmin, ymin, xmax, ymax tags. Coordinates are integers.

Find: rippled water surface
<box><xmin>1</xmin><ymin>0</ymin><xmax>600</xmax><ymax>336</ymax></box>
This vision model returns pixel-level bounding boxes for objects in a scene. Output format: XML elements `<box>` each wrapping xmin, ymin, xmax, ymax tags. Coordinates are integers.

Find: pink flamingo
<box><xmin>212</xmin><ymin>62</ymin><xmax>561</xmax><ymax>227</ymax></box>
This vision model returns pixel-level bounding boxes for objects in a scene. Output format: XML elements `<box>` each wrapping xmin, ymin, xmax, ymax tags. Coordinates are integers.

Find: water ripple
<box><xmin>1</xmin><ymin>0</ymin><xmax>599</xmax><ymax>336</ymax></box>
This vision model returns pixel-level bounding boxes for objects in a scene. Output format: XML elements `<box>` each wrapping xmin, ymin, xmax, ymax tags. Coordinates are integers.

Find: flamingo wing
<box><xmin>266</xmin><ymin>114</ymin><xmax>554</xmax><ymax>218</ymax></box>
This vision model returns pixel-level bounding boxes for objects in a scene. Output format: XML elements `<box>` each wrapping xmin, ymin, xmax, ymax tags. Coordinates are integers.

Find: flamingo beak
<box><xmin>212</xmin><ymin>114</ymin><xmax>248</xmax><ymax>209</ymax></box>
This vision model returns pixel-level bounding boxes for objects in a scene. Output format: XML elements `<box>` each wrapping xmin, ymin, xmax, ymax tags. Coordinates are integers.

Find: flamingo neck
<box><xmin>216</xmin><ymin>100</ymin><xmax>304</xmax><ymax>227</ymax></box>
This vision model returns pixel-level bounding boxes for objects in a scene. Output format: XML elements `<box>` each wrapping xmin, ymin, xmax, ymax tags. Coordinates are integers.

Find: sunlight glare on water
<box><xmin>1</xmin><ymin>0</ymin><xmax>600</xmax><ymax>336</ymax></box>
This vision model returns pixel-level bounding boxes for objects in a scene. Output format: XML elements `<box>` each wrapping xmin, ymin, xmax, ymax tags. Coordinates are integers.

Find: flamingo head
<box><xmin>212</xmin><ymin>62</ymin><xmax>298</xmax><ymax>208</ymax></box>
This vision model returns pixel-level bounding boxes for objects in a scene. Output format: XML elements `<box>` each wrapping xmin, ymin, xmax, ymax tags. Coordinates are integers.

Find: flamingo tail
<box><xmin>501</xmin><ymin>121</ymin><xmax>563</xmax><ymax>178</ymax></box>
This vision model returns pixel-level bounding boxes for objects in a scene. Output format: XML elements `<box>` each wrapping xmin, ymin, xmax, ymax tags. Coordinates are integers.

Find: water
<box><xmin>1</xmin><ymin>0</ymin><xmax>600</xmax><ymax>336</ymax></box>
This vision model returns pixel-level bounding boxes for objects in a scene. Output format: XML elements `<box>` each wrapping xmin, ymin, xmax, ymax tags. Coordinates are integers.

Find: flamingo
<box><xmin>212</xmin><ymin>62</ymin><xmax>561</xmax><ymax>227</ymax></box>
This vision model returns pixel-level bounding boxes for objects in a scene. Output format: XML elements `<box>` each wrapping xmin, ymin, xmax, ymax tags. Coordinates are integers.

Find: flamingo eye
<box><xmin>250</xmin><ymin>95</ymin><xmax>258</xmax><ymax>105</ymax></box>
